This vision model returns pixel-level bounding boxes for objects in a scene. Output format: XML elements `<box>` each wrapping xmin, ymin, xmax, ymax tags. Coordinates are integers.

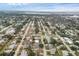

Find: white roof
<box><xmin>9</xmin><ymin>44</ymin><xmax>16</xmax><ymax>49</ymax></box>
<box><xmin>6</xmin><ymin>28</ymin><xmax>15</xmax><ymax>35</ymax></box>
<box><xmin>20</xmin><ymin>50</ymin><xmax>28</xmax><ymax>56</ymax></box>
<box><xmin>75</xmin><ymin>41</ymin><xmax>79</xmax><ymax>43</ymax></box>
<box><xmin>62</xmin><ymin>50</ymin><xmax>68</xmax><ymax>56</ymax></box>
<box><xmin>0</xmin><ymin>39</ymin><xmax>5</xmax><ymax>43</ymax></box>
<box><xmin>11</xmin><ymin>40</ymin><xmax>16</xmax><ymax>44</ymax></box>
<box><xmin>63</xmin><ymin>37</ymin><xmax>73</xmax><ymax>44</ymax></box>
<box><xmin>35</xmin><ymin>40</ymin><xmax>39</xmax><ymax>43</ymax></box>
<box><xmin>4</xmin><ymin>50</ymin><xmax>12</xmax><ymax>53</ymax></box>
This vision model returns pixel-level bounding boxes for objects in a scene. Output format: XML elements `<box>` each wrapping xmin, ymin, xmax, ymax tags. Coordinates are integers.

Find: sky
<box><xmin>0</xmin><ymin>3</ymin><xmax>79</xmax><ymax>11</ymax></box>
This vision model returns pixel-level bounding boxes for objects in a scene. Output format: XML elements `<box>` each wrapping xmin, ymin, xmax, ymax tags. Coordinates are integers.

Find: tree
<box><xmin>75</xmin><ymin>50</ymin><xmax>79</xmax><ymax>56</ymax></box>
<box><xmin>55</xmin><ymin>48</ymin><xmax>63</xmax><ymax>56</ymax></box>
<box><xmin>27</xmin><ymin>46</ymin><xmax>36</xmax><ymax>56</ymax></box>
<box><xmin>35</xmin><ymin>27</ymin><xmax>39</xmax><ymax>34</ymax></box>
<box><xmin>42</xmin><ymin>32</ymin><xmax>45</xmax><ymax>35</ymax></box>
<box><xmin>47</xmin><ymin>51</ymin><xmax>51</xmax><ymax>55</ymax></box>
<box><xmin>70</xmin><ymin>46</ymin><xmax>77</xmax><ymax>51</ymax></box>
<box><xmin>39</xmin><ymin>44</ymin><xmax>44</xmax><ymax>48</ymax></box>
<box><xmin>74</xmin><ymin>42</ymin><xmax>79</xmax><ymax>46</ymax></box>
<box><xmin>50</xmin><ymin>38</ymin><xmax>57</xmax><ymax>46</ymax></box>
<box><xmin>28</xmin><ymin>51</ymin><xmax>36</xmax><ymax>56</ymax></box>
<box><xmin>43</xmin><ymin>38</ymin><xmax>48</xmax><ymax>44</ymax></box>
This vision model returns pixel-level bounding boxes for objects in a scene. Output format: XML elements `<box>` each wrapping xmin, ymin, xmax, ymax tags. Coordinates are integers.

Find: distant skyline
<box><xmin>0</xmin><ymin>3</ymin><xmax>79</xmax><ymax>11</ymax></box>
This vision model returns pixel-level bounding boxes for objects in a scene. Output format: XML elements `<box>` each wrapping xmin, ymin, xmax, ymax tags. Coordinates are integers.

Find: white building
<box><xmin>20</xmin><ymin>50</ymin><xmax>28</xmax><ymax>56</ymax></box>
<box><xmin>63</xmin><ymin>37</ymin><xmax>73</xmax><ymax>44</ymax></box>
<box><xmin>5</xmin><ymin>27</ymin><xmax>15</xmax><ymax>36</ymax></box>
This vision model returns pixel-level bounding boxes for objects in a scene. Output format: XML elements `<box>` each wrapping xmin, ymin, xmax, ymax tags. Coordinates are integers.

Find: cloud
<box><xmin>0</xmin><ymin>3</ymin><xmax>79</xmax><ymax>11</ymax></box>
<box><xmin>7</xmin><ymin>3</ymin><xmax>30</xmax><ymax>5</ymax></box>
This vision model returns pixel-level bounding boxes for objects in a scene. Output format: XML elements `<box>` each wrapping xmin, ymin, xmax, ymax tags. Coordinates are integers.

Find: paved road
<box><xmin>0</xmin><ymin>25</ymin><xmax>13</xmax><ymax>33</ymax></box>
<box><xmin>56</xmin><ymin>33</ymin><xmax>76</xmax><ymax>56</ymax></box>
<box><xmin>48</xmin><ymin>21</ymin><xmax>76</xmax><ymax>56</ymax></box>
<box><xmin>14</xmin><ymin>21</ymin><xmax>32</xmax><ymax>56</ymax></box>
<box><xmin>40</xmin><ymin>20</ymin><xmax>47</xmax><ymax>56</ymax></box>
